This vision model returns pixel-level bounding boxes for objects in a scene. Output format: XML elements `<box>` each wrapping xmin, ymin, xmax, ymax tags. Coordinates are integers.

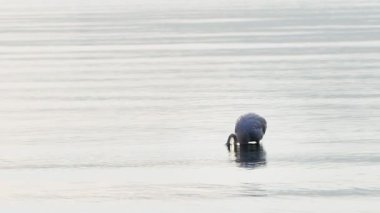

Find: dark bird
<box><xmin>226</xmin><ymin>113</ymin><xmax>267</xmax><ymax>146</ymax></box>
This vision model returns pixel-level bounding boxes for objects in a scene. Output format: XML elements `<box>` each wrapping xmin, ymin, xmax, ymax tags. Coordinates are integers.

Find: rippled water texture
<box><xmin>1</xmin><ymin>0</ymin><xmax>380</xmax><ymax>212</ymax></box>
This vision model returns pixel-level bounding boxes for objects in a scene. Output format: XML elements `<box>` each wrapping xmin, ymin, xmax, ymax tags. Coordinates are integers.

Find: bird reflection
<box><xmin>227</xmin><ymin>143</ymin><xmax>266</xmax><ymax>169</ymax></box>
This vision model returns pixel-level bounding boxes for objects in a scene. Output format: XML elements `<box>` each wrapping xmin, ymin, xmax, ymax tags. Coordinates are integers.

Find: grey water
<box><xmin>1</xmin><ymin>0</ymin><xmax>380</xmax><ymax>212</ymax></box>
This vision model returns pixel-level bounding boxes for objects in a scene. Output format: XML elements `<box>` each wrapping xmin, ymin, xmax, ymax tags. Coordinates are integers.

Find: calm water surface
<box><xmin>1</xmin><ymin>0</ymin><xmax>380</xmax><ymax>212</ymax></box>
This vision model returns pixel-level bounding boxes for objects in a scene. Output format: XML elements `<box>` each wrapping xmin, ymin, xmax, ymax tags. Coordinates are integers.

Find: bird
<box><xmin>226</xmin><ymin>113</ymin><xmax>267</xmax><ymax>146</ymax></box>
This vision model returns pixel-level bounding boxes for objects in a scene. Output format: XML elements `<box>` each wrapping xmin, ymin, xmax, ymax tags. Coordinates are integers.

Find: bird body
<box><xmin>227</xmin><ymin>113</ymin><xmax>267</xmax><ymax>145</ymax></box>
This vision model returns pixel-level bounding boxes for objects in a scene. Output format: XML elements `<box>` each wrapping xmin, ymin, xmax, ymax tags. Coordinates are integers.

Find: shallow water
<box><xmin>1</xmin><ymin>0</ymin><xmax>380</xmax><ymax>212</ymax></box>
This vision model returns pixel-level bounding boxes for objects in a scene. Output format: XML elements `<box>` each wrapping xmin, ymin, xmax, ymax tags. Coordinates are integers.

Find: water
<box><xmin>1</xmin><ymin>0</ymin><xmax>380</xmax><ymax>212</ymax></box>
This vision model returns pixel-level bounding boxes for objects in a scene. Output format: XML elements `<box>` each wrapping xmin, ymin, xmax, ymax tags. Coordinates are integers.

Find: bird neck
<box><xmin>227</xmin><ymin>133</ymin><xmax>238</xmax><ymax>146</ymax></box>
